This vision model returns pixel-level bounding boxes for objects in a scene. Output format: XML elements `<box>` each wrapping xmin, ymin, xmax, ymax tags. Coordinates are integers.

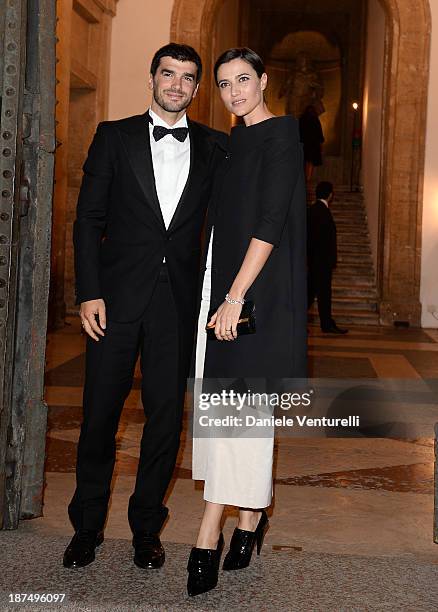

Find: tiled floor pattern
<box><xmin>32</xmin><ymin>317</ymin><xmax>438</xmax><ymax>564</ymax></box>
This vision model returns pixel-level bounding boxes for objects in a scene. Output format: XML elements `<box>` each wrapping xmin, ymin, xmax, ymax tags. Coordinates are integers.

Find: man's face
<box><xmin>149</xmin><ymin>56</ymin><xmax>199</xmax><ymax>113</ymax></box>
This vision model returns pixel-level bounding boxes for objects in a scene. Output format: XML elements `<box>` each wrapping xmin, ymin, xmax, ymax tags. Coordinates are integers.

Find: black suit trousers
<box><xmin>68</xmin><ymin>269</ymin><xmax>185</xmax><ymax>534</ymax></box>
<box><xmin>307</xmin><ymin>265</ymin><xmax>334</xmax><ymax>330</ymax></box>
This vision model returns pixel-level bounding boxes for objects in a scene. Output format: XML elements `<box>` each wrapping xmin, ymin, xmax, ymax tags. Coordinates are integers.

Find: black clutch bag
<box><xmin>206</xmin><ymin>301</ymin><xmax>256</xmax><ymax>340</ymax></box>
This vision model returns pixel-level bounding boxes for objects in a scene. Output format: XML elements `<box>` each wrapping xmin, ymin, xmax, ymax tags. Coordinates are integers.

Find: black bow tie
<box><xmin>152</xmin><ymin>124</ymin><xmax>189</xmax><ymax>143</ymax></box>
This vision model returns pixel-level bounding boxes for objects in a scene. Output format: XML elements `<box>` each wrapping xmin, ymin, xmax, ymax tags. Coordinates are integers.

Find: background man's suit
<box><xmin>69</xmin><ymin>111</ymin><xmax>227</xmax><ymax>534</ymax></box>
<box><xmin>307</xmin><ymin>199</ymin><xmax>337</xmax><ymax>331</ymax></box>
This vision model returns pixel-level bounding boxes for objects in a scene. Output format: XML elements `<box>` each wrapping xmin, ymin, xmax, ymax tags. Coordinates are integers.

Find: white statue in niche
<box><xmin>279</xmin><ymin>52</ymin><xmax>325</xmax><ymax>118</ymax></box>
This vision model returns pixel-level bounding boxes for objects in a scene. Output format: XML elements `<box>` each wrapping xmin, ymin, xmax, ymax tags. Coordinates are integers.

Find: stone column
<box><xmin>378</xmin><ymin>0</ymin><xmax>431</xmax><ymax>326</ymax></box>
<box><xmin>49</xmin><ymin>0</ymin><xmax>118</xmax><ymax>327</ymax></box>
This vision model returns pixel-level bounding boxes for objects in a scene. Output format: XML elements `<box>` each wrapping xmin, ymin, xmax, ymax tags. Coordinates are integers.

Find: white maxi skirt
<box><xmin>192</xmin><ymin>233</ymin><xmax>273</xmax><ymax>508</ymax></box>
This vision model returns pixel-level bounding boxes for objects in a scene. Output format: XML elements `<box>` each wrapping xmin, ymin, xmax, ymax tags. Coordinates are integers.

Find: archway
<box><xmin>171</xmin><ymin>0</ymin><xmax>431</xmax><ymax>326</ymax></box>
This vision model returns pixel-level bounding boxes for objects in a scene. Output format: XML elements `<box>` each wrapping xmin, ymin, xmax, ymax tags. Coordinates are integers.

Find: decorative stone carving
<box><xmin>279</xmin><ymin>52</ymin><xmax>325</xmax><ymax>118</ymax></box>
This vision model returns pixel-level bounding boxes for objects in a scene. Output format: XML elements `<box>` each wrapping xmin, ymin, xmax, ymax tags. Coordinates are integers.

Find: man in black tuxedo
<box><xmin>63</xmin><ymin>44</ymin><xmax>227</xmax><ymax>570</ymax></box>
<box><xmin>307</xmin><ymin>181</ymin><xmax>348</xmax><ymax>334</ymax></box>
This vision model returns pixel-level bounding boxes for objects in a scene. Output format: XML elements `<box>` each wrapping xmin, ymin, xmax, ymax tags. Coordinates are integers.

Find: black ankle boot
<box><xmin>187</xmin><ymin>533</ymin><xmax>224</xmax><ymax>596</ymax></box>
<box><xmin>222</xmin><ymin>510</ymin><xmax>269</xmax><ymax>571</ymax></box>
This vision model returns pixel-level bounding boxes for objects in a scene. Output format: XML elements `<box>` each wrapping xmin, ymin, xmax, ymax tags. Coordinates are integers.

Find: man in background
<box><xmin>307</xmin><ymin>181</ymin><xmax>348</xmax><ymax>334</ymax></box>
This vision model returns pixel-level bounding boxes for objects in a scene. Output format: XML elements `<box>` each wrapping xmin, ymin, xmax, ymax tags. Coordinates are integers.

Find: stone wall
<box><xmin>52</xmin><ymin>0</ymin><xmax>118</xmax><ymax>323</ymax></box>
<box><xmin>362</xmin><ymin>0</ymin><xmax>386</xmax><ymax>271</ymax></box>
<box><xmin>420</xmin><ymin>0</ymin><xmax>438</xmax><ymax>327</ymax></box>
<box><xmin>108</xmin><ymin>0</ymin><xmax>174</xmax><ymax>119</ymax></box>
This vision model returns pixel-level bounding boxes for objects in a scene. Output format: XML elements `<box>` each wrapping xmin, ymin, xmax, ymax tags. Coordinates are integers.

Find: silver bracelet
<box><xmin>225</xmin><ymin>293</ymin><xmax>245</xmax><ymax>305</ymax></box>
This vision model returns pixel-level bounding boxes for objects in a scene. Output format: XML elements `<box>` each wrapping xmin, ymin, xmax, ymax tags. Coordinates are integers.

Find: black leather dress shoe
<box><xmin>133</xmin><ymin>532</ymin><xmax>165</xmax><ymax>569</ymax></box>
<box><xmin>63</xmin><ymin>529</ymin><xmax>104</xmax><ymax>568</ymax></box>
<box><xmin>187</xmin><ymin>533</ymin><xmax>224</xmax><ymax>597</ymax></box>
<box><xmin>321</xmin><ymin>324</ymin><xmax>348</xmax><ymax>334</ymax></box>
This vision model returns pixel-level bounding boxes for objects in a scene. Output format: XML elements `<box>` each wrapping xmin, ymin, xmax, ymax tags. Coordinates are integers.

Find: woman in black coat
<box><xmin>187</xmin><ymin>48</ymin><xmax>307</xmax><ymax>596</ymax></box>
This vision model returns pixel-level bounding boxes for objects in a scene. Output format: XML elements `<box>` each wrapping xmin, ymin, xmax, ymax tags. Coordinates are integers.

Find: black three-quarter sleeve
<box><xmin>252</xmin><ymin>133</ymin><xmax>303</xmax><ymax>248</ymax></box>
<box><xmin>73</xmin><ymin>122</ymin><xmax>114</xmax><ymax>304</ymax></box>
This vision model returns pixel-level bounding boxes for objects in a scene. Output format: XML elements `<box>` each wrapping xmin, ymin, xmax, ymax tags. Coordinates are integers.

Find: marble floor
<box><xmin>37</xmin><ymin>318</ymin><xmax>438</xmax><ymax>553</ymax></box>
<box><xmin>9</xmin><ymin>317</ymin><xmax>438</xmax><ymax>609</ymax></box>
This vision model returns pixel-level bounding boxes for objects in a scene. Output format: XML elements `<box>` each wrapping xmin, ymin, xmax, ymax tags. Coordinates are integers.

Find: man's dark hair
<box><xmin>214</xmin><ymin>47</ymin><xmax>265</xmax><ymax>86</ymax></box>
<box><xmin>150</xmin><ymin>43</ymin><xmax>203</xmax><ymax>83</ymax></box>
<box><xmin>316</xmin><ymin>181</ymin><xmax>334</xmax><ymax>201</ymax></box>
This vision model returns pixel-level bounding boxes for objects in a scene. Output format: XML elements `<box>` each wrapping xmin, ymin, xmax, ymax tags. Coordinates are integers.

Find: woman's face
<box><xmin>216</xmin><ymin>58</ymin><xmax>267</xmax><ymax>118</ymax></box>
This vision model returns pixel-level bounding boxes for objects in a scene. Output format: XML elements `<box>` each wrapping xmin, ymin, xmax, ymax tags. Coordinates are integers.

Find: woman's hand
<box><xmin>205</xmin><ymin>239</ymin><xmax>273</xmax><ymax>342</ymax></box>
<box><xmin>207</xmin><ymin>301</ymin><xmax>242</xmax><ymax>341</ymax></box>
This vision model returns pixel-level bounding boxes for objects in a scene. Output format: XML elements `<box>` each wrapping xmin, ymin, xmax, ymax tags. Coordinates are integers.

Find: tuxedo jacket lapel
<box><xmin>118</xmin><ymin>113</ymin><xmax>214</xmax><ymax>234</ymax></box>
<box><xmin>118</xmin><ymin>112</ymin><xmax>166</xmax><ymax>231</ymax></box>
<box><xmin>167</xmin><ymin>119</ymin><xmax>211</xmax><ymax>233</ymax></box>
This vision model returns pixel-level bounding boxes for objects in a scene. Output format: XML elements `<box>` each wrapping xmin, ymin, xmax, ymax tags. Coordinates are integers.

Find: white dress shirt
<box><xmin>319</xmin><ymin>198</ymin><xmax>329</xmax><ymax>208</ymax></box>
<box><xmin>148</xmin><ymin>108</ymin><xmax>191</xmax><ymax>229</ymax></box>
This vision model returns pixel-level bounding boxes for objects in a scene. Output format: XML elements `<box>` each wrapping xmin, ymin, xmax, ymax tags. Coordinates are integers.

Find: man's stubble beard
<box><xmin>153</xmin><ymin>89</ymin><xmax>192</xmax><ymax>114</ymax></box>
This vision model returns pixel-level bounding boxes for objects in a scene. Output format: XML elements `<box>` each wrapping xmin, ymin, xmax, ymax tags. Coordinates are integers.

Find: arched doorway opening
<box><xmin>171</xmin><ymin>0</ymin><xmax>431</xmax><ymax>327</ymax></box>
<box><xmin>269</xmin><ymin>30</ymin><xmax>342</xmax><ymax>159</ymax></box>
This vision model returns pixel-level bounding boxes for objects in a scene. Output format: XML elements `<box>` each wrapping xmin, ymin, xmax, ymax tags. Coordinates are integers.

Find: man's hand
<box><xmin>80</xmin><ymin>299</ymin><xmax>106</xmax><ymax>341</ymax></box>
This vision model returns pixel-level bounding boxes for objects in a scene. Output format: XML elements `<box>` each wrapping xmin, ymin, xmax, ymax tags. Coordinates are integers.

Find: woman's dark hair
<box><xmin>150</xmin><ymin>43</ymin><xmax>203</xmax><ymax>83</ymax></box>
<box><xmin>214</xmin><ymin>47</ymin><xmax>265</xmax><ymax>86</ymax></box>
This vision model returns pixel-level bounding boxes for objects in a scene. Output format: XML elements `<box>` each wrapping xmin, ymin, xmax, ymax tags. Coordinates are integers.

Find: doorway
<box><xmin>171</xmin><ymin>0</ymin><xmax>431</xmax><ymax>326</ymax></box>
